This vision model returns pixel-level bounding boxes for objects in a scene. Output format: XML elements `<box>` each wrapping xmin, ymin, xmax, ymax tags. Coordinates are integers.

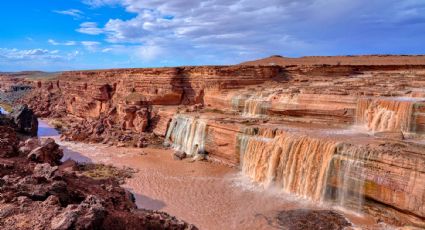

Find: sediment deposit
<box><xmin>2</xmin><ymin>55</ymin><xmax>425</xmax><ymax>228</ymax></box>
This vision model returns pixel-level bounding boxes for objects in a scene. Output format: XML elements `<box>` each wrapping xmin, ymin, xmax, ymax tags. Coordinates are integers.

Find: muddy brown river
<box><xmin>38</xmin><ymin>120</ymin><xmax>389</xmax><ymax>230</ymax></box>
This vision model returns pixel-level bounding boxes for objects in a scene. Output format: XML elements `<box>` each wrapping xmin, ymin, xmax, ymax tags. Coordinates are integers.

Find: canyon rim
<box><xmin>1</xmin><ymin>55</ymin><xmax>425</xmax><ymax>229</ymax></box>
<box><xmin>1</xmin><ymin>0</ymin><xmax>425</xmax><ymax>229</ymax></box>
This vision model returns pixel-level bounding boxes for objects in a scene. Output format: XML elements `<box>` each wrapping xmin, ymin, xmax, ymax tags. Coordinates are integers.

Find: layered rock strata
<box><xmin>2</xmin><ymin>60</ymin><xmax>425</xmax><ymax>227</ymax></box>
<box><xmin>18</xmin><ymin>66</ymin><xmax>282</xmax><ymax>146</ymax></box>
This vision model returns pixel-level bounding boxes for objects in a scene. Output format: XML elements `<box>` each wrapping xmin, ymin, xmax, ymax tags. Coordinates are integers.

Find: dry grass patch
<box><xmin>0</xmin><ymin>102</ymin><xmax>13</xmax><ymax>113</ymax></box>
<box><xmin>76</xmin><ymin>163</ymin><xmax>137</xmax><ymax>184</ymax></box>
<box><xmin>48</xmin><ymin>119</ymin><xmax>65</xmax><ymax>130</ymax></box>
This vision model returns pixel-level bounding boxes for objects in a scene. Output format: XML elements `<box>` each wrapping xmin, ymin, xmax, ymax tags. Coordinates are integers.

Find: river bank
<box><xmin>0</xmin><ymin>108</ymin><xmax>196</xmax><ymax>230</ymax></box>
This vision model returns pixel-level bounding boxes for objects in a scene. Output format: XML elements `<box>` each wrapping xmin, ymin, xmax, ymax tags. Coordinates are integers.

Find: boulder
<box><xmin>173</xmin><ymin>151</ymin><xmax>187</xmax><ymax>160</ymax></box>
<box><xmin>27</xmin><ymin>138</ymin><xmax>63</xmax><ymax>165</ymax></box>
<box><xmin>33</xmin><ymin>163</ymin><xmax>58</xmax><ymax>180</ymax></box>
<box><xmin>10</xmin><ymin>104</ymin><xmax>38</xmax><ymax>136</ymax></box>
<box><xmin>276</xmin><ymin>209</ymin><xmax>352</xmax><ymax>230</ymax></box>
<box><xmin>19</xmin><ymin>138</ymin><xmax>40</xmax><ymax>154</ymax></box>
<box><xmin>50</xmin><ymin>206</ymin><xmax>78</xmax><ymax>230</ymax></box>
<box><xmin>0</xmin><ymin>126</ymin><xmax>18</xmax><ymax>157</ymax></box>
<box><xmin>136</xmin><ymin>137</ymin><xmax>148</xmax><ymax>148</ymax></box>
<box><xmin>51</xmin><ymin>195</ymin><xmax>106</xmax><ymax>230</ymax></box>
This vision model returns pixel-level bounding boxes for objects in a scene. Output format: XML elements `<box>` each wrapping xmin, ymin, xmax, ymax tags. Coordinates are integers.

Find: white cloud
<box><xmin>77</xmin><ymin>0</ymin><xmax>318</xmax><ymax>61</ymax></box>
<box><xmin>0</xmin><ymin>48</ymin><xmax>76</xmax><ymax>61</ymax></box>
<box><xmin>97</xmin><ymin>44</ymin><xmax>163</xmax><ymax>61</ymax></box>
<box><xmin>48</xmin><ymin>39</ymin><xmax>77</xmax><ymax>46</ymax></box>
<box><xmin>135</xmin><ymin>45</ymin><xmax>163</xmax><ymax>61</ymax></box>
<box><xmin>101</xmin><ymin>48</ymin><xmax>113</xmax><ymax>53</ymax></box>
<box><xmin>75</xmin><ymin>0</ymin><xmax>425</xmax><ymax>64</ymax></box>
<box><xmin>53</xmin><ymin>9</ymin><xmax>84</xmax><ymax>19</ymax></box>
<box><xmin>81</xmin><ymin>41</ymin><xmax>101</xmax><ymax>51</ymax></box>
<box><xmin>82</xmin><ymin>0</ymin><xmax>121</xmax><ymax>7</ymax></box>
<box><xmin>76</xmin><ymin>22</ymin><xmax>103</xmax><ymax>35</ymax></box>
<box><xmin>0</xmin><ymin>48</ymin><xmax>82</xmax><ymax>71</ymax></box>
<box><xmin>81</xmin><ymin>41</ymin><xmax>101</xmax><ymax>46</ymax></box>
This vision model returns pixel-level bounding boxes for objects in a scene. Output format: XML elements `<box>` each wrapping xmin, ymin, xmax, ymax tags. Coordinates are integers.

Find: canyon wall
<box><xmin>3</xmin><ymin>61</ymin><xmax>425</xmax><ymax>227</ymax></box>
<box><xmin>19</xmin><ymin>66</ymin><xmax>282</xmax><ymax>145</ymax></box>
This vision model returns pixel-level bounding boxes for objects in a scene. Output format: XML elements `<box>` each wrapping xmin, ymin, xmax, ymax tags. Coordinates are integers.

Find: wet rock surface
<box><xmin>173</xmin><ymin>151</ymin><xmax>187</xmax><ymax>160</ymax></box>
<box><xmin>275</xmin><ymin>209</ymin><xmax>352</xmax><ymax>230</ymax></box>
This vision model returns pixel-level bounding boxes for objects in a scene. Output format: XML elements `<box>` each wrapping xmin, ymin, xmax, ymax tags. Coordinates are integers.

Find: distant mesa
<box><xmin>240</xmin><ymin>54</ymin><xmax>425</xmax><ymax>66</ymax></box>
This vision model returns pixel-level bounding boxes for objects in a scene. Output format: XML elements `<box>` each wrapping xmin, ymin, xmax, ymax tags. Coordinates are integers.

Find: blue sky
<box><xmin>0</xmin><ymin>0</ymin><xmax>424</xmax><ymax>71</ymax></box>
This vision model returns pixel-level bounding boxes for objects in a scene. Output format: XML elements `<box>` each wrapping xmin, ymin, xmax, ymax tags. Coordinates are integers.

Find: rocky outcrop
<box><xmin>10</xmin><ymin>104</ymin><xmax>38</xmax><ymax>136</ymax></box>
<box><xmin>0</xmin><ymin>114</ymin><xmax>197</xmax><ymax>230</ymax></box>
<box><xmin>18</xmin><ymin>66</ymin><xmax>281</xmax><ymax>146</ymax></box>
<box><xmin>275</xmin><ymin>209</ymin><xmax>352</xmax><ymax>230</ymax></box>
<box><xmin>0</xmin><ymin>126</ymin><xmax>18</xmax><ymax>158</ymax></box>
<box><xmin>27</xmin><ymin>138</ymin><xmax>63</xmax><ymax>165</ymax></box>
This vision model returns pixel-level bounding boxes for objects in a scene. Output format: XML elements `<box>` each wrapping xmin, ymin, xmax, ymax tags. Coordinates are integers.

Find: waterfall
<box><xmin>356</xmin><ymin>98</ymin><xmax>414</xmax><ymax>132</ymax></box>
<box><xmin>231</xmin><ymin>94</ymin><xmax>248</xmax><ymax>111</ymax></box>
<box><xmin>239</xmin><ymin>128</ymin><xmax>337</xmax><ymax>201</ymax></box>
<box><xmin>242</xmin><ymin>97</ymin><xmax>271</xmax><ymax>117</ymax></box>
<box><xmin>237</xmin><ymin>127</ymin><xmax>274</xmax><ymax>167</ymax></box>
<box><xmin>325</xmin><ymin>144</ymin><xmax>371</xmax><ymax>212</ymax></box>
<box><xmin>164</xmin><ymin>114</ymin><xmax>207</xmax><ymax>156</ymax></box>
<box><xmin>231</xmin><ymin>92</ymin><xmax>273</xmax><ymax>117</ymax></box>
<box><xmin>238</xmin><ymin>127</ymin><xmax>370</xmax><ymax>212</ymax></box>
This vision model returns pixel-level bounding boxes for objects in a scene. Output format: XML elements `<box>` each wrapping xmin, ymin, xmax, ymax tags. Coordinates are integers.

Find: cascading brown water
<box><xmin>356</xmin><ymin>98</ymin><xmax>414</xmax><ymax>132</ymax></box>
<box><xmin>240</xmin><ymin>127</ymin><xmax>337</xmax><ymax>201</ymax></box>
<box><xmin>163</xmin><ymin>113</ymin><xmax>379</xmax><ymax>215</ymax></box>
<box><xmin>164</xmin><ymin>114</ymin><xmax>207</xmax><ymax>156</ymax></box>
<box><xmin>237</xmin><ymin>127</ymin><xmax>275</xmax><ymax>167</ymax></box>
<box><xmin>239</xmin><ymin>127</ymin><xmax>370</xmax><ymax>212</ymax></box>
<box><xmin>232</xmin><ymin>92</ymin><xmax>273</xmax><ymax>117</ymax></box>
<box><xmin>325</xmin><ymin>144</ymin><xmax>371</xmax><ymax>212</ymax></box>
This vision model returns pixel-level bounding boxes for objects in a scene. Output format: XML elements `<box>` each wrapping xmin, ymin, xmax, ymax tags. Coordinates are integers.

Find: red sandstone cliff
<box><xmin>2</xmin><ymin>56</ymin><xmax>425</xmax><ymax>228</ymax></box>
